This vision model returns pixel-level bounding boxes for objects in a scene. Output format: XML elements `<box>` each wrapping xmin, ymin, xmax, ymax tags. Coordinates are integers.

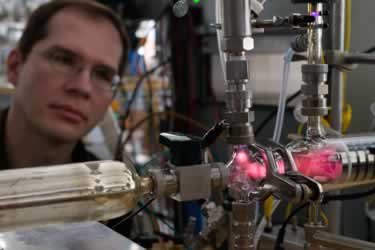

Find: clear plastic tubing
<box><xmin>0</xmin><ymin>161</ymin><xmax>152</xmax><ymax>232</ymax></box>
<box><xmin>273</xmin><ymin>48</ymin><xmax>295</xmax><ymax>143</ymax></box>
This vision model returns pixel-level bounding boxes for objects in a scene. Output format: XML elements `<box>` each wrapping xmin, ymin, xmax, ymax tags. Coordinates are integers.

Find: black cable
<box><xmin>143</xmin><ymin>58</ymin><xmax>156</xmax><ymax>154</ymax></box>
<box><xmin>323</xmin><ymin>186</ymin><xmax>375</xmax><ymax>203</ymax></box>
<box><xmin>111</xmin><ymin>198</ymin><xmax>155</xmax><ymax>230</ymax></box>
<box><xmin>114</xmin><ymin>58</ymin><xmax>171</xmax><ymax>160</ymax></box>
<box><xmin>275</xmin><ymin>186</ymin><xmax>375</xmax><ymax>250</ymax></box>
<box><xmin>144</xmin><ymin>207</ymin><xmax>175</xmax><ymax>231</ymax></box>
<box><xmin>363</xmin><ymin>46</ymin><xmax>375</xmax><ymax>54</ymax></box>
<box><xmin>122</xmin><ymin>58</ymin><xmax>171</xmax><ymax>130</ymax></box>
<box><xmin>274</xmin><ymin>202</ymin><xmax>309</xmax><ymax>250</ymax></box>
<box><xmin>255</xmin><ymin>90</ymin><xmax>301</xmax><ymax>136</ymax></box>
<box><xmin>201</xmin><ymin>120</ymin><xmax>226</xmax><ymax>148</ymax></box>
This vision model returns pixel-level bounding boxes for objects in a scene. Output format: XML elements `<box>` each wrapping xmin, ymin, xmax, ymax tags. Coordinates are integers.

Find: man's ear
<box><xmin>6</xmin><ymin>49</ymin><xmax>23</xmax><ymax>87</ymax></box>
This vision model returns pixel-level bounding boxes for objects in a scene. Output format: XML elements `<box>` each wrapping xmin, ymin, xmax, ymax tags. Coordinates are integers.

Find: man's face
<box><xmin>8</xmin><ymin>8</ymin><xmax>123</xmax><ymax>143</ymax></box>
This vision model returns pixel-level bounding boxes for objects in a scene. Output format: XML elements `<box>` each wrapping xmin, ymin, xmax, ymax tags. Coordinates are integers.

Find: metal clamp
<box><xmin>250</xmin><ymin>141</ymin><xmax>323</xmax><ymax>203</ymax></box>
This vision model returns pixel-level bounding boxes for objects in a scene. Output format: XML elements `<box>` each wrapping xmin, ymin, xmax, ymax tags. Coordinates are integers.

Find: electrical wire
<box><xmin>274</xmin><ymin>202</ymin><xmax>309</xmax><ymax>250</ymax></box>
<box><xmin>339</xmin><ymin>0</ymin><xmax>352</xmax><ymax>134</ymax></box>
<box><xmin>255</xmin><ymin>90</ymin><xmax>301</xmax><ymax>136</ymax></box>
<box><xmin>111</xmin><ymin>198</ymin><xmax>156</xmax><ymax>230</ymax></box>
<box><xmin>285</xmin><ymin>202</ymin><xmax>293</xmax><ymax>219</ymax></box>
<box><xmin>120</xmin><ymin>111</ymin><xmax>223</xmax><ymax>167</ymax></box>
<box><xmin>264</xmin><ymin>196</ymin><xmax>274</xmax><ymax>223</ymax></box>
<box><xmin>114</xmin><ymin>58</ymin><xmax>171</xmax><ymax>160</ymax></box>
<box><xmin>364</xmin><ymin>46</ymin><xmax>375</xmax><ymax>54</ymax></box>
<box><xmin>323</xmin><ymin>186</ymin><xmax>375</xmax><ymax>203</ymax></box>
<box><xmin>320</xmin><ymin>210</ymin><xmax>329</xmax><ymax>226</ymax></box>
<box><xmin>121</xmin><ymin>111</ymin><xmax>211</xmax><ymax>149</ymax></box>
<box><xmin>143</xmin><ymin>55</ymin><xmax>157</xmax><ymax>154</ymax></box>
<box><xmin>276</xmin><ymin>186</ymin><xmax>375</xmax><ymax>249</ymax></box>
<box><xmin>254</xmin><ymin>199</ymin><xmax>281</xmax><ymax>248</ymax></box>
<box><xmin>144</xmin><ymin>207</ymin><xmax>175</xmax><ymax>232</ymax></box>
<box><xmin>121</xmin><ymin>58</ymin><xmax>171</xmax><ymax>130</ymax></box>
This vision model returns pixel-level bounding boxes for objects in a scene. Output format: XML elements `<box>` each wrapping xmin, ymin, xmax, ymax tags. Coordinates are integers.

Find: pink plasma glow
<box><xmin>232</xmin><ymin>147</ymin><xmax>343</xmax><ymax>183</ymax></box>
<box><xmin>292</xmin><ymin>147</ymin><xmax>343</xmax><ymax>183</ymax></box>
<box><xmin>232</xmin><ymin>150</ymin><xmax>285</xmax><ymax>181</ymax></box>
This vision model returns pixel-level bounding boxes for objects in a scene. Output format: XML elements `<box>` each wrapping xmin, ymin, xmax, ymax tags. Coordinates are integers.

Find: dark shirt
<box><xmin>0</xmin><ymin>108</ymin><xmax>98</xmax><ymax>170</ymax></box>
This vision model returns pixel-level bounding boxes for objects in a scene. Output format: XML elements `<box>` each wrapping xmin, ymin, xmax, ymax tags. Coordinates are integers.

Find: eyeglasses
<box><xmin>37</xmin><ymin>47</ymin><xmax>121</xmax><ymax>95</ymax></box>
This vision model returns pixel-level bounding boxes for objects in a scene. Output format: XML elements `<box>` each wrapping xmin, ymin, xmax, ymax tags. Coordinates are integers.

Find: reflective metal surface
<box><xmin>0</xmin><ymin>222</ymin><xmax>144</xmax><ymax>250</ymax></box>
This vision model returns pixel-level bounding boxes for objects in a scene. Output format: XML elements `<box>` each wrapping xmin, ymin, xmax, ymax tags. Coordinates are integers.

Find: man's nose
<box><xmin>64</xmin><ymin>68</ymin><xmax>93</xmax><ymax>98</ymax></box>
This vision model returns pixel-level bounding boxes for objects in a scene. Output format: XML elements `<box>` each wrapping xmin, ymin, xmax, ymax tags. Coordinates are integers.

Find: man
<box><xmin>1</xmin><ymin>0</ymin><xmax>129</xmax><ymax>169</ymax></box>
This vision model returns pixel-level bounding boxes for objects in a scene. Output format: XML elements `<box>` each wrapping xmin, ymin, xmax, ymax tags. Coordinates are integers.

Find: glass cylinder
<box><xmin>0</xmin><ymin>161</ymin><xmax>152</xmax><ymax>232</ymax></box>
<box><xmin>228</xmin><ymin>135</ymin><xmax>375</xmax><ymax>195</ymax></box>
<box><xmin>287</xmin><ymin>138</ymin><xmax>350</xmax><ymax>184</ymax></box>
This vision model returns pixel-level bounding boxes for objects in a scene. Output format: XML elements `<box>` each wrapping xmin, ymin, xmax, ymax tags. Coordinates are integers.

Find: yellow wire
<box><xmin>321</xmin><ymin>117</ymin><xmax>331</xmax><ymax>128</ymax></box>
<box><xmin>264</xmin><ymin>196</ymin><xmax>274</xmax><ymax>222</ymax></box>
<box><xmin>297</xmin><ymin>123</ymin><xmax>304</xmax><ymax>136</ymax></box>
<box><xmin>343</xmin><ymin>0</ymin><xmax>352</xmax><ymax>105</ymax></box>
<box><xmin>320</xmin><ymin>210</ymin><xmax>329</xmax><ymax>226</ymax></box>
<box><xmin>341</xmin><ymin>0</ymin><xmax>352</xmax><ymax>133</ymax></box>
<box><xmin>285</xmin><ymin>203</ymin><xmax>293</xmax><ymax>220</ymax></box>
<box><xmin>345</xmin><ymin>0</ymin><xmax>352</xmax><ymax>52</ymax></box>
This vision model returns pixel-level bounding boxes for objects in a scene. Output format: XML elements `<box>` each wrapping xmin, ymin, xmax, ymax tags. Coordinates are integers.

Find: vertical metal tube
<box><xmin>222</xmin><ymin>0</ymin><xmax>252</xmax><ymax>39</ymax></box>
<box><xmin>307</xmin><ymin>3</ymin><xmax>324</xmax><ymax>64</ymax></box>
<box><xmin>304</xmin><ymin>3</ymin><xmax>327</xmax><ymax>139</ymax></box>
<box><xmin>327</xmin><ymin>0</ymin><xmax>346</xmax><ymax>235</ymax></box>
<box><xmin>329</xmin><ymin>0</ymin><xmax>346</xmax><ymax>136</ymax></box>
<box><xmin>231</xmin><ymin>202</ymin><xmax>256</xmax><ymax>250</ymax></box>
<box><xmin>306</xmin><ymin>116</ymin><xmax>325</xmax><ymax>138</ymax></box>
<box><xmin>220</xmin><ymin>0</ymin><xmax>255</xmax><ymax>145</ymax></box>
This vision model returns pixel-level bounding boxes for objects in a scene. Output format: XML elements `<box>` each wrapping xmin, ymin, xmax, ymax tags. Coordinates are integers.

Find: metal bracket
<box><xmin>250</xmin><ymin>141</ymin><xmax>323</xmax><ymax>203</ymax></box>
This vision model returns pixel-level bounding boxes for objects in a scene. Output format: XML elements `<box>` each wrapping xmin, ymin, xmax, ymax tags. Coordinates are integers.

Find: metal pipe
<box><xmin>323</xmin><ymin>179</ymin><xmax>375</xmax><ymax>192</ymax></box>
<box><xmin>221</xmin><ymin>0</ymin><xmax>255</xmax><ymax>145</ymax></box>
<box><xmin>306</xmin><ymin>116</ymin><xmax>325</xmax><ymax>138</ymax></box>
<box><xmin>329</xmin><ymin>0</ymin><xmax>346</xmax><ymax>132</ymax></box>
<box><xmin>327</xmin><ymin>0</ymin><xmax>346</xmax><ymax>235</ymax></box>
<box><xmin>307</xmin><ymin>3</ymin><xmax>323</xmax><ymax>64</ymax></box>
<box><xmin>231</xmin><ymin>202</ymin><xmax>256</xmax><ymax>250</ymax></box>
<box><xmin>312</xmin><ymin>230</ymin><xmax>375</xmax><ymax>250</ymax></box>
<box><xmin>221</xmin><ymin>0</ymin><xmax>253</xmax><ymax>53</ymax></box>
<box><xmin>303</xmin><ymin>3</ymin><xmax>328</xmax><ymax>139</ymax></box>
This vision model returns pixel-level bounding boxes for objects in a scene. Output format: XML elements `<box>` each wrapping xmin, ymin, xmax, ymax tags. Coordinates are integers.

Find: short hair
<box><xmin>18</xmin><ymin>0</ymin><xmax>129</xmax><ymax>76</ymax></box>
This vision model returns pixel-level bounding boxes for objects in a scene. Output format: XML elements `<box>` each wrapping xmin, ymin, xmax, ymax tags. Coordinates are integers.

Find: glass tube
<box><xmin>0</xmin><ymin>161</ymin><xmax>153</xmax><ymax>232</ymax></box>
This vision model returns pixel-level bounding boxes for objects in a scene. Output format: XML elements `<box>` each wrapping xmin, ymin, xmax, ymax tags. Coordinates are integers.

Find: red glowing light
<box><xmin>231</xmin><ymin>147</ymin><xmax>343</xmax><ymax>184</ymax></box>
<box><xmin>292</xmin><ymin>147</ymin><xmax>343</xmax><ymax>183</ymax></box>
<box><xmin>232</xmin><ymin>150</ymin><xmax>285</xmax><ymax>182</ymax></box>
<box><xmin>235</xmin><ymin>151</ymin><xmax>249</xmax><ymax>165</ymax></box>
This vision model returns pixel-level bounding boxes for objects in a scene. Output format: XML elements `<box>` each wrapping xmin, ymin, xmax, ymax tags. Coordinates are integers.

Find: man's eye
<box><xmin>50</xmin><ymin>52</ymin><xmax>75</xmax><ymax>66</ymax></box>
<box><xmin>94</xmin><ymin>68</ymin><xmax>114</xmax><ymax>83</ymax></box>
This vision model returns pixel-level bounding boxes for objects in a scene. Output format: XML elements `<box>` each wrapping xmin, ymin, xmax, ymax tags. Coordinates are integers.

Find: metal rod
<box><xmin>313</xmin><ymin>230</ymin><xmax>375</xmax><ymax>250</ymax></box>
<box><xmin>307</xmin><ymin>3</ymin><xmax>323</xmax><ymax>64</ymax></box>
<box><xmin>327</xmin><ymin>0</ymin><xmax>346</xmax><ymax>235</ymax></box>
<box><xmin>304</xmin><ymin>3</ymin><xmax>326</xmax><ymax>139</ymax></box>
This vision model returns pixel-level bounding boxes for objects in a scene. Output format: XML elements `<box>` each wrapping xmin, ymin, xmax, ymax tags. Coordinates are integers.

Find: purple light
<box><xmin>311</xmin><ymin>11</ymin><xmax>319</xmax><ymax>17</ymax></box>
